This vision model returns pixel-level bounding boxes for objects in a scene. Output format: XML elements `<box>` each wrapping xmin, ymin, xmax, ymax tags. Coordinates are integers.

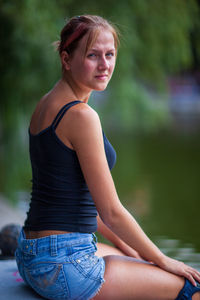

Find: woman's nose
<box><xmin>98</xmin><ymin>57</ymin><xmax>108</xmax><ymax>69</ymax></box>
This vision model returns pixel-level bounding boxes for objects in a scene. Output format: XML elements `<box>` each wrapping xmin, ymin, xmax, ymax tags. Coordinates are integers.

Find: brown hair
<box><xmin>57</xmin><ymin>15</ymin><xmax>120</xmax><ymax>56</ymax></box>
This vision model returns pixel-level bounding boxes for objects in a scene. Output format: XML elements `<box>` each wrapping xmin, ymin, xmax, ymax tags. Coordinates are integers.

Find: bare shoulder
<box><xmin>67</xmin><ymin>102</ymin><xmax>102</xmax><ymax>133</ymax></box>
<box><xmin>69</xmin><ymin>102</ymin><xmax>100</xmax><ymax>123</ymax></box>
<box><xmin>65</xmin><ymin>103</ymin><xmax>103</xmax><ymax>151</ymax></box>
<box><xmin>30</xmin><ymin>93</ymin><xmax>57</xmax><ymax>121</ymax></box>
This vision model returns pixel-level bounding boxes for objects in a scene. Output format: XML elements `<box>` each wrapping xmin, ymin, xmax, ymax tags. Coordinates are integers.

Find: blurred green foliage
<box><xmin>0</xmin><ymin>0</ymin><xmax>200</xmax><ymax>201</ymax></box>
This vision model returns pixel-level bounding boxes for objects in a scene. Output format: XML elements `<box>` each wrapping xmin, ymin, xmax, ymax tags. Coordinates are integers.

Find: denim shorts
<box><xmin>15</xmin><ymin>230</ymin><xmax>105</xmax><ymax>300</ymax></box>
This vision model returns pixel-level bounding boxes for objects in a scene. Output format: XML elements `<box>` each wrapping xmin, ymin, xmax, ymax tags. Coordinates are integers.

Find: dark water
<box><xmin>110</xmin><ymin>131</ymin><xmax>200</xmax><ymax>270</ymax></box>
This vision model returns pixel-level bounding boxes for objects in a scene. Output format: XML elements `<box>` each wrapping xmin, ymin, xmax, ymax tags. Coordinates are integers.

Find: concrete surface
<box><xmin>0</xmin><ymin>196</ymin><xmax>41</xmax><ymax>298</ymax></box>
<box><xmin>0</xmin><ymin>260</ymin><xmax>43</xmax><ymax>299</ymax></box>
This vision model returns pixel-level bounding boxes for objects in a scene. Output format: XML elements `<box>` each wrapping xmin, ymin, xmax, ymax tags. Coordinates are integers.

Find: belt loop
<box><xmin>92</xmin><ymin>233</ymin><xmax>97</xmax><ymax>243</ymax></box>
<box><xmin>50</xmin><ymin>235</ymin><xmax>57</xmax><ymax>256</ymax></box>
<box><xmin>92</xmin><ymin>233</ymin><xmax>98</xmax><ymax>251</ymax></box>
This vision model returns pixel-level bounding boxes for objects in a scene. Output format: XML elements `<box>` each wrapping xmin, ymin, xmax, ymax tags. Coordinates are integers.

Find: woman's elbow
<box><xmin>99</xmin><ymin>203</ymin><xmax>125</xmax><ymax>229</ymax></box>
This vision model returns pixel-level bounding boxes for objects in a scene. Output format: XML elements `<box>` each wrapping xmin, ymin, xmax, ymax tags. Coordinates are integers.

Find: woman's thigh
<box><xmin>96</xmin><ymin>242</ymin><xmax>125</xmax><ymax>257</ymax></box>
<box><xmin>92</xmin><ymin>255</ymin><xmax>185</xmax><ymax>300</ymax></box>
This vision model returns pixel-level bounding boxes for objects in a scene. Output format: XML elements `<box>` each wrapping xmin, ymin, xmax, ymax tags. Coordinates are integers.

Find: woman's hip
<box><xmin>15</xmin><ymin>229</ymin><xmax>105</xmax><ymax>300</ymax></box>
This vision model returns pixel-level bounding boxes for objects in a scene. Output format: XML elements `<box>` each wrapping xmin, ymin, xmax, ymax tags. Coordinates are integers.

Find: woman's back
<box><xmin>24</xmin><ymin>100</ymin><xmax>116</xmax><ymax>233</ymax></box>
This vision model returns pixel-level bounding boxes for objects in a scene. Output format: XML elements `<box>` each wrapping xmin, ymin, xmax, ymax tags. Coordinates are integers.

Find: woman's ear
<box><xmin>60</xmin><ymin>51</ymin><xmax>71</xmax><ymax>70</ymax></box>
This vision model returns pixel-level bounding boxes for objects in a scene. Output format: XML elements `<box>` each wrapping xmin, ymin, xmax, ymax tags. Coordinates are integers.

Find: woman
<box><xmin>15</xmin><ymin>15</ymin><xmax>200</xmax><ymax>300</ymax></box>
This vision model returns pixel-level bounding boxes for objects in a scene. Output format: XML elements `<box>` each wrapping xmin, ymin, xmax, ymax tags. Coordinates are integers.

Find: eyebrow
<box><xmin>88</xmin><ymin>48</ymin><xmax>115</xmax><ymax>52</ymax></box>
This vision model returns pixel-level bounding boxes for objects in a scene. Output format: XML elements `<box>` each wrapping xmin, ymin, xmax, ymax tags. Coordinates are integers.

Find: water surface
<box><xmin>109</xmin><ymin>132</ymin><xmax>200</xmax><ymax>269</ymax></box>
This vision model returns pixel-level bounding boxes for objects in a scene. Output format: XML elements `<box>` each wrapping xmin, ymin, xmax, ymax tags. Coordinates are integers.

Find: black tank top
<box><xmin>24</xmin><ymin>100</ymin><xmax>116</xmax><ymax>233</ymax></box>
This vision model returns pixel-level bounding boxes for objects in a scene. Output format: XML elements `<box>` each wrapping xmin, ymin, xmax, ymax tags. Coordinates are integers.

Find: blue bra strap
<box><xmin>52</xmin><ymin>100</ymin><xmax>82</xmax><ymax>129</ymax></box>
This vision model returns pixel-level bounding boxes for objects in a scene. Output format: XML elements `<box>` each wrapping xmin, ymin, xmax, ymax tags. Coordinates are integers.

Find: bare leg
<box><xmin>94</xmin><ymin>243</ymin><xmax>200</xmax><ymax>300</ymax></box>
<box><xmin>93</xmin><ymin>255</ymin><xmax>183</xmax><ymax>300</ymax></box>
<box><xmin>96</xmin><ymin>242</ymin><xmax>125</xmax><ymax>256</ymax></box>
<box><xmin>194</xmin><ymin>293</ymin><xmax>200</xmax><ymax>300</ymax></box>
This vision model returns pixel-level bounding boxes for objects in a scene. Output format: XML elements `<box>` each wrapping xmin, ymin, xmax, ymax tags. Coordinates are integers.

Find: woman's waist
<box><xmin>24</xmin><ymin>229</ymin><xmax>72</xmax><ymax>239</ymax></box>
<box><xmin>18</xmin><ymin>229</ymin><xmax>97</xmax><ymax>255</ymax></box>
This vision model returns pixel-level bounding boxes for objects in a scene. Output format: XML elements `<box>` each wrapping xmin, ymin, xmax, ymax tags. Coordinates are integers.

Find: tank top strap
<box><xmin>52</xmin><ymin>100</ymin><xmax>82</xmax><ymax>129</ymax></box>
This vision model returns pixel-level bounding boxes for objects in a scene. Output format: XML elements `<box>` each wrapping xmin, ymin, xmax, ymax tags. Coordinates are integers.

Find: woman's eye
<box><xmin>88</xmin><ymin>53</ymin><xmax>96</xmax><ymax>58</ymax></box>
<box><xmin>106</xmin><ymin>52</ymin><xmax>114</xmax><ymax>57</ymax></box>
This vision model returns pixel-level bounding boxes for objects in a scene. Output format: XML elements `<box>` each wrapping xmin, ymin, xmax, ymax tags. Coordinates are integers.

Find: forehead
<box><xmin>79</xmin><ymin>29</ymin><xmax>115</xmax><ymax>54</ymax></box>
<box><xmin>90</xmin><ymin>30</ymin><xmax>115</xmax><ymax>48</ymax></box>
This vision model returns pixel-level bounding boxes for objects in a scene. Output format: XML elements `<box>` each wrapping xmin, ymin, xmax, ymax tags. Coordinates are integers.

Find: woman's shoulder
<box><xmin>68</xmin><ymin>102</ymin><xmax>100</xmax><ymax>125</ymax></box>
<box><xmin>65</xmin><ymin>102</ymin><xmax>103</xmax><ymax>144</ymax></box>
<box><xmin>59</xmin><ymin>102</ymin><xmax>101</xmax><ymax>132</ymax></box>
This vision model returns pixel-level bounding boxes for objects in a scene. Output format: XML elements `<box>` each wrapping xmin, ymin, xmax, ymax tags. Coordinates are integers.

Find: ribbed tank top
<box><xmin>24</xmin><ymin>100</ymin><xmax>116</xmax><ymax>233</ymax></box>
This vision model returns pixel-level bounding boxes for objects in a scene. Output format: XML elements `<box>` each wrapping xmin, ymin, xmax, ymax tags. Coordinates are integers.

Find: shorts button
<box><xmin>26</xmin><ymin>245</ymin><xmax>28</xmax><ymax>249</ymax></box>
<box><xmin>76</xmin><ymin>259</ymin><xmax>81</xmax><ymax>263</ymax></box>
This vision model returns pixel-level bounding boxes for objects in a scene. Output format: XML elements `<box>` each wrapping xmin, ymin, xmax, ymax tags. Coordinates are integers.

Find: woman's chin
<box><xmin>93</xmin><ymin>83</ymin><xmax>109</xmax><ymax>92</ymax></box>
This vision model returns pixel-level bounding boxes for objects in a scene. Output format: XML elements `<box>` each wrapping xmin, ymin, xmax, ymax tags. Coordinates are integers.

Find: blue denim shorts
<box><xmin>15</xmin><ymin>230</ymin><xmax>105</xmax><ymax>300</ymax></box>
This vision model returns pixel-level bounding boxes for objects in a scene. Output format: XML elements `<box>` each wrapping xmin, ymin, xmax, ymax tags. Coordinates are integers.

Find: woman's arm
<box><xmin>66</xmin><ymin>103</ymin><xmax>200</xmax><ymax>286</ymax></box>
<box><xmin>67</xmin><ymin>104</ymin><xmax>162</xmax><ymax>262</ymax></box>
<box><xmin>97</xmin><ymin>214</ymin><xmax>142</xmax><ymax>259</ymax></box>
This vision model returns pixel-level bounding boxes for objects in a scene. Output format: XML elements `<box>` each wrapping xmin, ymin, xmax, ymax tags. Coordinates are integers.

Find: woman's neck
<box><xmin>58</xmin><ymin>75</ymin><xmax>91</xmax><ymax>103</ymax></box>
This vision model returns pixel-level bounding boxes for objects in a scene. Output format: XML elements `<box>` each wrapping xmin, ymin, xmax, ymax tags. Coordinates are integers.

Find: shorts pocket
<box><xmin>25</xmin><ymin>262</ymin><xmax>69</xmax><ymax>299</ymax></box>
<box><xmin>72</xmin><ymin>253</ymin><xmax>103</xmax><ymax>281</ymax></box>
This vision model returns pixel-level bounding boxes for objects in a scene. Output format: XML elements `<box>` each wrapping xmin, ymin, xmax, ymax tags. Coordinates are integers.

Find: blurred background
<box><xmin>0</xmin><ymin>0</ymin><xmax>200</xmax><ymax>267</ymax></box>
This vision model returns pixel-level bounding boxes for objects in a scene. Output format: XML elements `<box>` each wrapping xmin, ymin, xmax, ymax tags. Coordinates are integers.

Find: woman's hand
<box><xmin>158</xmin><ymin>255</ymin><xmax>200</xmax><ymax>286</ymax></box>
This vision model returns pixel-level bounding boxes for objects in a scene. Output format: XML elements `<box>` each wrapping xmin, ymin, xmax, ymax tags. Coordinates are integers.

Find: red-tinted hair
<box><xmin>57</xmin><ymin>15</ymin><xmax>120</xmax><ymax>56</ymax></box>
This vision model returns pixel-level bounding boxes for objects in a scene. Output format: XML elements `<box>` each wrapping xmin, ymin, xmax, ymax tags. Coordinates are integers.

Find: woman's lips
<box><xmin>95</xmin><ymin>75</ymin><xmax>108</xmax><ymax>80</ymax></box>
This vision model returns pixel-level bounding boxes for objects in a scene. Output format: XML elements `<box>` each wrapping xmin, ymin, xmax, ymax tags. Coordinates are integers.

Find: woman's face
<box><xmin>67</xmin><ymin>29</ymin><xmax>116</xmax><ymax>93</ymax></box>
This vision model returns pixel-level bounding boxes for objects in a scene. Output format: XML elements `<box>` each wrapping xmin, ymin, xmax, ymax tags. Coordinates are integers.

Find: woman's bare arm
<box><xmin>97</xmin><ymin>214</ymin><xmax>142</xmax><ymax>259</ymax></box>
<box><xmin>65</xmin><ymin>103</ymin><xmax>200</xmax><ymax>285</ymax></box>
<box><xmin>65</xmin><ymin>104</ymin><xmax>162</xmax><ymax>261</ymax></box>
